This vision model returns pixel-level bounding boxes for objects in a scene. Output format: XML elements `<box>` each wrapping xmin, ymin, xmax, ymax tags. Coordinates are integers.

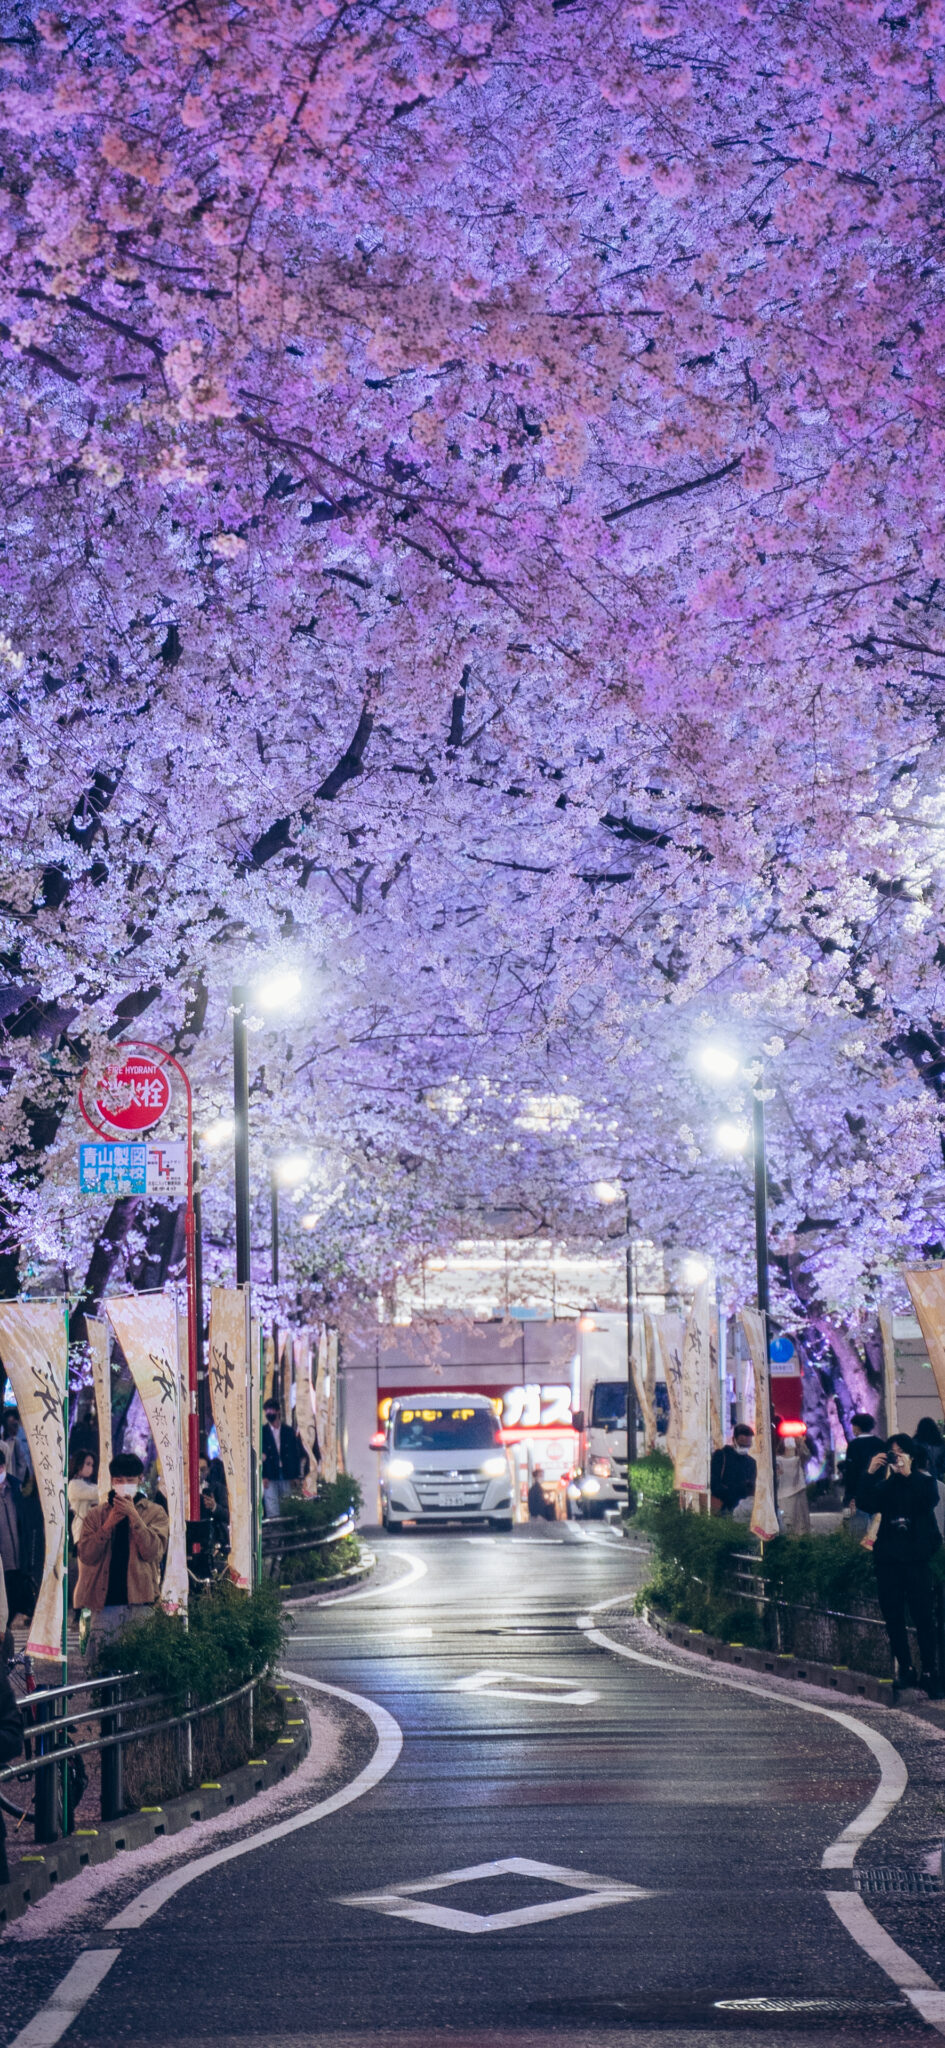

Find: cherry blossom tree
<box><xmin>2</xmin><ymin>0</ymin><xmax>945</xmax><ymax>1401</ymax></box>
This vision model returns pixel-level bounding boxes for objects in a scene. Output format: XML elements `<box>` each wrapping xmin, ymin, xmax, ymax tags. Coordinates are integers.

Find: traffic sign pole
<box><xmin>79</xmin><ymin>1039</ymin><xmax>201</xmax><ymax>1522</ymax></box>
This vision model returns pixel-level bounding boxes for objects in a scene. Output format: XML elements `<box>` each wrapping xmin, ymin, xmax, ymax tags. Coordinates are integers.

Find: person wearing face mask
<box><xmin>74</xmin><ymin>1452</ymin><xmax>169</xmax><ymax>1646</ymax></box>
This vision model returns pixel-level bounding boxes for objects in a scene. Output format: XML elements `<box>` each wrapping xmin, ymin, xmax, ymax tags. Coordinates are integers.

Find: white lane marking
<box><xmin>578</xmin><ymin>1594</ymin><xmax>907</xmax><ymax>1868</ymax></box>
<box><xmin>467</xmin><ymin>1537</ymin><xmax>496</xmax><ymax>1545</ymax></box>
<box><xmin>339</xmin><ymin>1854</ymin><xmax>648</xmax><ymax>1934</ymax></box>
<box><xmin>454</xmin><ymin>1667</ymin><xmax>599</xmax><ymax>1705</ymax></box>
<box><xmin>826</xmin><ymin>1893</ymin><xmax>945</xmax><ymax>2034</ymax></box>
<box><xmin>6</xmin><ymin>1950</ymin><xmax>120</xmax><ymax>2048</ymax></box>
<box><xmin>317</xmin><ymin>1547</ymin><xmax>428</xmax><ymax>1603</ymax></box>
<box><xmin>106</xmin><ymin>1675</ymin><xmax>403</xmax><ymax>1930</ymax></box>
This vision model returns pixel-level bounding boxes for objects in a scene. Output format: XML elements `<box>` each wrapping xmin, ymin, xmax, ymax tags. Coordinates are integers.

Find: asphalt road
<box><xmin>2</xmin><ymin>1524</ymin><xmax>942</xmax><ymax>2047</ymax></box>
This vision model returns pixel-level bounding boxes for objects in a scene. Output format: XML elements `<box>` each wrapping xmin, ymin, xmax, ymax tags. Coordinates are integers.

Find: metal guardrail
<box><xmin>260</xmin><ymin>1507</ymin><xmax>356</xmax><ymax>1565</ymax></box>
<box><xmin>717</xmin><ymin>1549</ymin><xmax>945</xmax><ymax>1677</ymax></box>
<box><xmin>0</xmin><ymin>1664</ymin><xmax>264</xmax><ymax>1846</ymax></box>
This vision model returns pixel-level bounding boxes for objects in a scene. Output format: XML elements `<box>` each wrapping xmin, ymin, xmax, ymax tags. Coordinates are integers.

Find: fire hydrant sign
<box><xmin>79</xmin><ymin>1141</ymin><xmax>187</xmax><ymax>1199</ymax></box>
<box><xmin>95</xmin><ymin>1052</ymin><xmax>170</xmax><ymax>1132</ymax></box>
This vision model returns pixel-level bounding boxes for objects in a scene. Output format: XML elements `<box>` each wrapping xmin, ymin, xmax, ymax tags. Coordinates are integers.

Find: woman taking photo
<box><xmin>856</xmin><ymin>1433</ymin><xmax>942</xmax><ymax>1697</ymax></box>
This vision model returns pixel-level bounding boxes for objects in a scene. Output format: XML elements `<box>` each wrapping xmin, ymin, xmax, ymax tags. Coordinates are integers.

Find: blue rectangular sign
<box><xmin>78</xmin><ymin>1143</ymin><xmax>147</xmax><ymax>1196</ymax></box>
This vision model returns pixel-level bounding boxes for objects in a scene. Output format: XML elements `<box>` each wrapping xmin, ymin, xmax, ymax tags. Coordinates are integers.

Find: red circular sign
<box><xmin>95</xmin><ymin>1053</ymin><xmax>171</xmax><ymax>1133</ymax></box>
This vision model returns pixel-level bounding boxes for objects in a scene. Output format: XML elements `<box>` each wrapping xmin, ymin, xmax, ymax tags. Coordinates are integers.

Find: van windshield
<box><xmin>393</xmin><ymin>1405</ymin><xmax>501</xmax><ymax>1452</ymax></box>
<box><xmin>591</xmin><ymin>1383</ymin><xmax>627</xmax><ymax>1428</ymax></box>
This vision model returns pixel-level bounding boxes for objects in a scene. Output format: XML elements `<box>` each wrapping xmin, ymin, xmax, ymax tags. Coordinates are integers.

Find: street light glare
<box><xmin>698</xmin><ymin>1042</ymin><xmax>740</xmax><ymax>1083</ymax></box>
<box><xmin>593</xmin><ymin>1180</ymin><xmax>621</xmax><ymax>1204</ymax></box>
<box><xmin>202</xmin><ymin>1116</ymin><xmax>235</xmax><ymax>1148</ymax></box>
<box><xmin>716</xmin><ymin>1119</ymin><xmax>750</xmax><ymax>1155</ymax></box>
<box><xmin>682</xmin><ymin>1255</ymin><xmax>709</xmax><ymax>1284</ymax></box>
<box><xmin>255</xmin><ymin>967</ymin><xmax>303</xmax><ymax>1013</ymax></box>
<box><xmin>274</xmin><ymin>1151</ymin><xmax>310</xmax><ymax>1187</ymax></box>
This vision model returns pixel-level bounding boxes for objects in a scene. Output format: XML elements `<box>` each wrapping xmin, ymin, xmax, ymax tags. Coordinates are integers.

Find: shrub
<box><xmin>278</xmin><ymin>1473</ymin><xmax>362</xmax><ymax>1533</ymax></box>
<box><xmin>278</xmin><ymin>1533</ymin><xmax>361</xmax><ymax>1586</ymax></box>
<box><xmin>627</xmin><ymin>1450</ymin><xmax>675</xmax><ymax>1509</ymax></box>
<box><xmin>96</xmin><ymin>1578</ymin><xmax>285</xmax><ymax>1706</ymax></box>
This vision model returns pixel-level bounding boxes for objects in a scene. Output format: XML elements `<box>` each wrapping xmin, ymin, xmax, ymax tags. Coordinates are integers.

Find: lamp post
<box><xmin>700</xmin><ymin>1043</ymin><xmax>777</xmax><ymax>1502</ymax></box>
<box><xmin>232</xmin><ymin>984</ymin><xmax>251</xmax><ymax>1288</ymax></box>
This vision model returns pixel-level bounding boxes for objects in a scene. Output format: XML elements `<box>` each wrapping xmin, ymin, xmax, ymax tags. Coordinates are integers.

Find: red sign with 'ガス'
<box><xmin>95</xmin><ymin>1054</ymin><xmax>170</xmax><ymax>1133</ymax></box>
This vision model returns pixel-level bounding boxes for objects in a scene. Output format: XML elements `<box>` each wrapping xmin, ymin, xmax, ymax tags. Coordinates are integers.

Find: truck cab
<box><xmin>568</xmin><ymin>1378</ymin><xmax>629</xmax><ymax>1519</ymax></box>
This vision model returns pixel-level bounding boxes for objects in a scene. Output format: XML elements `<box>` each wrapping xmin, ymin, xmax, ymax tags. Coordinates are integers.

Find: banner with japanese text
<box><xmin>294</xmin><ymin>1334</ymin><xmax>319</xmax><ymax>1497</ymax></box>
<box><xmin>208</xmin><ymin>1286</ymin><xmax>253</xmax><ymax>1589</ymax></box>
<box><xmin>675</xmin><ymin>1282</ymin><xmax>711</xmax><ymax>1494</ymax></box>
<box><xmin>903</xmin><ymin>1269</ymin><xmax>945</xmax><ymax>1415</ymax></box>
<box><xmin>85</xmin><ymin>1316</ymin><xmax>114</xmax><ymax>1503</ymax></box>
<box><xmin>741</xmin><ymin>1308</ymin><xmax>779</xmax><ymax>1540</ymax></box>
<box><xmin>315</xmin><ymin>1328</ymin><xmax>339</xmax><ymax>1481</ymax></box>
<box><xmin>0</xmin><ymin>1302</ymin><xmax>68</xmax><ymax>1663</ymax></box>
<box><xmin>106</xmin><ymin>1294</ymin><xmax>188</xmax><ymax>1614</ymax></box>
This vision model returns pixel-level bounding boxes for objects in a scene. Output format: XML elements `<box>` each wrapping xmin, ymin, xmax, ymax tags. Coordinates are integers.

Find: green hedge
<box><xmin>95</xmin><ymin>1578</ymin><xmax>285</xmax><ymax>1705</ymax></box>
<box><xmin>278</xmin><ymin>1473</ymin><xmax>362</xmax><ymax>1533</ymax></box>
<box><xmin>637</xmin><ymin>1496</ymin><xmax>945</xmax><ymax>1655</ymax></box>
<box><xmin>277</xmin><ymin>1532</ymin><xmax>361</xmax><ymax>1586</ymax></box>
<box><xmin>628</xmin><ymin>1450</ymin><xmax>675</xmax><ymax>1506</ymax></box>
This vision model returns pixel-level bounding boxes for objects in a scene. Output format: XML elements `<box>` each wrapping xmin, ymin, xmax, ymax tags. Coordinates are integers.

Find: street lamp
<box><xmin>697</xmin><ymin>1042</ymin><xmax>771</xmax><ymax>1331</ymax></box>
<box><xmin>270</xmin><ymin>1152</ymin><xmax>311</xmax><ymax>1287</ymax></box>
<box><xmin>230</xmin><ymin>970</ymin><xmax>305</xmax><ymax>1287</ymax></box>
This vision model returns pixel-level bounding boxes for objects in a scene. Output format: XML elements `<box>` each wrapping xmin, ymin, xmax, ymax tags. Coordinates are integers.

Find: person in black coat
<box><xmin>710</xmin><ymin>1426</ymin><xmax>756</xmax><ymax>1516</ymax></box>
<box><xmin>261</xmin><ymin>1402</ymin><xmax>304</xmax><ymax>1517</ymax></box>
<box><xmin>856</xmin><ymin>1433</ymin><xmax>943</xmax><ymax>1695</ymax></box>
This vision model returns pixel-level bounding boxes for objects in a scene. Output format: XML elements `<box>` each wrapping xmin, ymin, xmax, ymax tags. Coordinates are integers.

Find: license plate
<box><xmin>439</xmin><ymin>1491</ymin><xmax>466</xmax><ymax>1507</ymax></box>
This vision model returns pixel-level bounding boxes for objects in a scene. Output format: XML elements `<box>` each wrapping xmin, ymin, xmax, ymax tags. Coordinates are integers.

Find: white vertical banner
<box><xmin>741</xmin><ymin>1307</ymin><xmax>779</xmax><ymax>1541</ymax></box>
<box><xmin>903</xmin><ymin>1267</ymin><xmax>945</xmax><ymax>1414</ymax></box>
<box><xmin>878</xmin><ymin>1306</ymin><xmax>899</xmax><ymax>1437</ymax></box>
<box><xmin>0</xmin><ymin>1302</ymin><xmax>68</xmax><ymax>1664</ymax></box>
<box><xmin>709</xmin><ymin>1307</ymin><xmax>725</xmax><ymax>1452</ymax></box>
<box><xmin>86</xmin><ymin>1316</ymin><xmax>114</xmax><ymax>1503</ymax></box>
<box><xmin>676</xmin><ymin>1281</ymin><xmax>712</xmax><ymax>1494</ymax></box>
<box><xmin>294</xmin><ymin>1334</ymin><xmax>319</xmax><ymax>1498</ymax></box>
<box><xmin>315</xmin><ymin>1328</ymin><xmax>339</xmax><ymax>1482</ymax></box>
<box><xmin>652</xmin><ymin>1313</ymin><xmax>686</xmax><ymax>1474</ymax></box>
<box><xmin>208</xmin><ymin>1285</ymin><xmax>253</xmax><ymax>1590</ymax></box>
<box><xmin>630</xmin><ymin>1316</ymin><xmax>656</xmax><ymax>1455</ymax></box>
<box><xmin>106</xmin><ymin>1294</ymin><xmax>188</xmax><ymax>1615</ymax></box>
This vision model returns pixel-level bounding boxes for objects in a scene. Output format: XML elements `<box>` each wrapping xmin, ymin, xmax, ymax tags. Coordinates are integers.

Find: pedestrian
<box><xmin>914</xmin><ymin>1418</ymin><xmax>945</xmax><ymax>1535</ymax></box>
<box><xmin>710</xmin><ymin>1424</ymin><xmax>756</xmax><ymax>1517</ymax></box>
<box><xmin>0</xmin><ymin>1636</ymin><xmax>23</xmax><ymax>1885</ymax></box>
<box><xmin>74</xmin><ymin>1452</ymin><xmax>169</xmax><ymax>1652</ymax></box>
<box><xmin>527</xmin><ymin>1466</ymin><xmax>555</xmax><ymax>1522</ymax></box>
<box><xmin>1</xmin><ymin>1410</ymin><xmax>29</xmax><ymax>1489</ymax></box>
<box><xmin>261</xmin><ymin>1401</ymin><xmax>303</xmax><ymax>1518</ymax></box>
<box><xmin>841</xmin><ymin>1412</ymin><xmax>884</xmax><ymax>1538</ymax></box>
<box><xmin>67</xmin><ymin>1451</ymin><xmax>98</xmax><ymax>1546</ymax></box>
<box><xmin>0</xmin><ymin>1447</ymin><xmax>32</xmax><ymax>1626</ymax></box>
<box><xmin>856</xmin><ymin>1433</ymin><xmax>943</xmax><ymax>1697</ymax></box>
<box><xmin>776</xmin><ymin>1430</ymin><xmax>812</xmax><ymax>1535</ymax></box>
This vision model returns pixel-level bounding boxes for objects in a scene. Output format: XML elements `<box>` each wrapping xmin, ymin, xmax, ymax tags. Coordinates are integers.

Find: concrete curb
<box><xmin>645</xmin><ymin>1606</ymin><xmax>896</xmax><ymax>1702</ymax></box>
<box><xmin>0</xmin><ymin>1681</ymin><xmax>311</xmax><ymax>1929</ymax></box>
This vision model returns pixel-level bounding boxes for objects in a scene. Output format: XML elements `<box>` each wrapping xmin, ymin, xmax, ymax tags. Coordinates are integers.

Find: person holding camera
<box><xmin>856</xmin><ymin>1433</ymin><xmax>942</xmax><ymax>1696</ymax></box>
<box><xmin>74</xmin><ymin>1452</ymin><xmax>169</xmax><ymax>1650</ymax></box>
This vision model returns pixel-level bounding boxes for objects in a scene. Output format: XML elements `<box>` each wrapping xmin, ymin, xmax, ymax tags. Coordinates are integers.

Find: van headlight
<box><xmin>387</xmin><ymin>1458</ymin><xmax>414</xmax><ymax>1479</ymax></box>
<box><xmin>481</xmin><ymin>1456</ymin><xmax>508</xmax><ymax>1478</ymax></box>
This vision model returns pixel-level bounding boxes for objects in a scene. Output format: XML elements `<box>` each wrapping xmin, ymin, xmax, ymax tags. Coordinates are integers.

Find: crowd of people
<box><xmin>0</xmin><ymin>1392</ymin><xmax>316</xmax><ymax>1655</ymax></box>
<box><xmin>709</xmin><ymin>1407</ymin><xmax>945</xmax><ymax>1698</ymax></box>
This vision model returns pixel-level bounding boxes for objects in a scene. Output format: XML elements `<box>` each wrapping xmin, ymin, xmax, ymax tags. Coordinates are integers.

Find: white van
<box><xmin>380</xmin><ymin>1392</ymin><xmax>515</xmax><ymax>1532</ymax></box>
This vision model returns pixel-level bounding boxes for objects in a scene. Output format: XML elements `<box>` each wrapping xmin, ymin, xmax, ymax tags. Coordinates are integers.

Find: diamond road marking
<box><xmin>338</xmin><ymin>1855</ymin><xmax>648</xmax><ymax>1934</ymax></box>
<box><xmin>453</xmin><ymin>1666</ymin><xmax>599</xmax><ymax>1705</ymax></box>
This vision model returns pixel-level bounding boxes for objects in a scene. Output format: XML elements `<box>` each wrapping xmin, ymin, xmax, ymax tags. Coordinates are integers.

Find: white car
<box><xmin>379</xmin><ymin>1393</ymin><xmax>515</xmax><ymax>1532</ymax></box>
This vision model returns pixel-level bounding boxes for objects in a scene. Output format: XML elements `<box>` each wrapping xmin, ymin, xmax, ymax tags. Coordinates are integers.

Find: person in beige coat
<box><xmin>75</xmin><ymin>1453</ymin><xmax>168</xmax><ymax>1644</ymax></box>
<box><xmin>776</xmin><ymin>1430</ymin><xmax>813</xmax><ymax>1535</ymax></box>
